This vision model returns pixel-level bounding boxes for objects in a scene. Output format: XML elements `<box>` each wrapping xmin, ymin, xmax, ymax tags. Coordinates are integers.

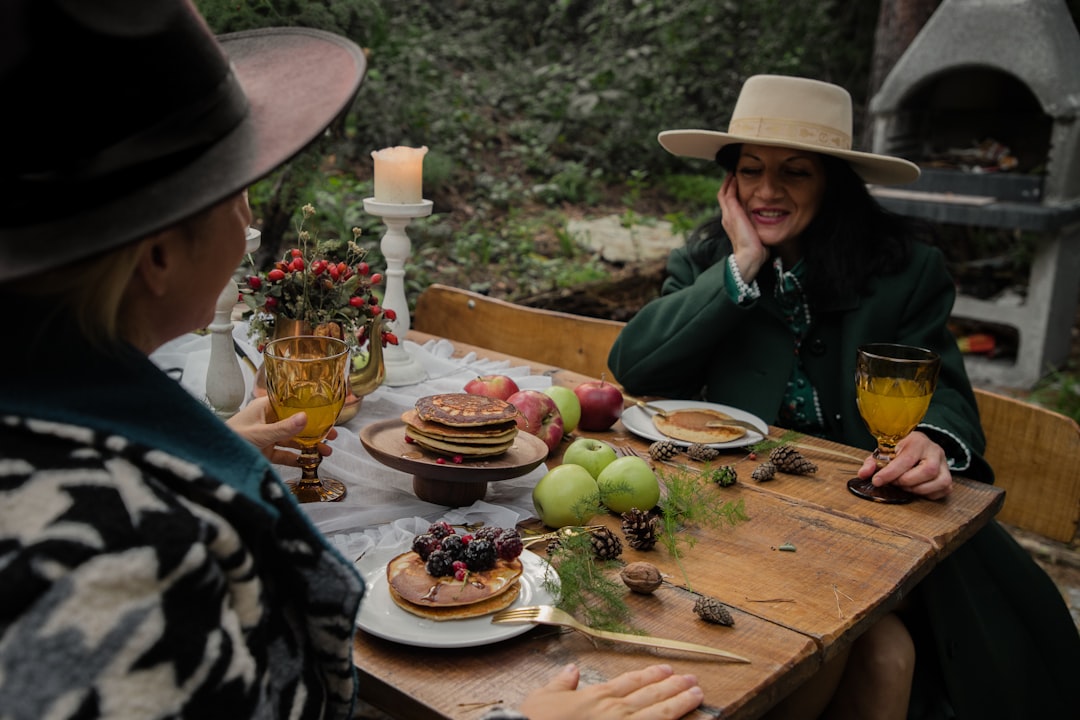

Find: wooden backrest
<box><xmin>413</xmin><ymin>284</ymin><xmax>626</xmax><ymax>381</ymax></box>
<box><xmin>414</xmin><ymin>284</ymin><xmax>1080</xmax><ymax>544</ymax></box>
<box><xmin>975</xmin><ymin>388</ymin><xmax>1080</xmax><ymax>543</ymax></box>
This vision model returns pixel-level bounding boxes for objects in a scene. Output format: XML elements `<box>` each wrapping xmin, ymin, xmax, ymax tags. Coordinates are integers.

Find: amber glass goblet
<box><xmin>264</xmin><ymin>335</ymin><xmax>349</xmax><ymax>502</ymax></box>
<box><xmin>848</xmin><ymin>343</ymin><xmax>941</xmax><ymax>504</ymax></box>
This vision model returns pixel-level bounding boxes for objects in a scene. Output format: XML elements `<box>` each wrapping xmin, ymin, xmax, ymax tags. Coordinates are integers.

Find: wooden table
<box><xmin>352</xmin><ymin>333</ymin><xmax>1004</xmax><ymax>720</ymax></box>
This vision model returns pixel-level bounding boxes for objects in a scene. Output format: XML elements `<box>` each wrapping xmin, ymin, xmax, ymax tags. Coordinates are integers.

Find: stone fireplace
<box><xmin>868</xmin><ymin>0</ymin><xmax>1080</xmax><ymax>387</ymax></box>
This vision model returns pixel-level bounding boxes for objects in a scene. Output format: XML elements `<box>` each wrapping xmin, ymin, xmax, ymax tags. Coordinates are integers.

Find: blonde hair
<box><xmin>7</xmin><ymin>209</ymin><xmax>215</xmax><ymax>349</ymax></box>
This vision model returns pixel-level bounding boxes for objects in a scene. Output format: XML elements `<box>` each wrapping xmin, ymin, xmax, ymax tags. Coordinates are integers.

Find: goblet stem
<box><xmin>296</xmin><ymin>445</ymin><xmax>324</xmax><ymax>483</ymax></box>
<box><xmin>287</xmin><ymin>446</ymin><xmax>347</xmax><ymax>503</ymax></box>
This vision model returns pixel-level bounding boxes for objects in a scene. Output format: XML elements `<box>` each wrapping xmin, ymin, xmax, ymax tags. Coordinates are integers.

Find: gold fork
<box><xmin>492</xmin><ymin>605</ymin><xmax>750</xmax><ymax>663</ymax></box>
<box><xmin>521</xmin><ymin>525</ymin><xmax>607</xmax><ymax>550</ymax></box>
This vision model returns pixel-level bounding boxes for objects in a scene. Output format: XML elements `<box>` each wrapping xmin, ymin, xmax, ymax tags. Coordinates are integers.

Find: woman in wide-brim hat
<box><xmin>610</xmin><ymin>74</ymin><xmax>1080</xmax><ymax>719</ymax></box>
<box><xmin>0</xmin><ymin>2</ymin><xmax>705</xmax><ymax>719</ymax></box>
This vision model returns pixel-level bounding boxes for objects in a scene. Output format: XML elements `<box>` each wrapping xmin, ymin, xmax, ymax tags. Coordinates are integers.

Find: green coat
<box><xmin>609</xmin><ymin>240</ymin><xmax>989</xmax><ymax>480</ymax></box>
<box><xmin>610</xmin><ymin>240</ymin><xmax>1080</xmax><ymax>719</ymax></box>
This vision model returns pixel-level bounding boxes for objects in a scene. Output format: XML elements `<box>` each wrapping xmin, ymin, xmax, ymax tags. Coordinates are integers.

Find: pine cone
<box><xmin>713</xmin><ymin>465</ymin><xmax>737</xmax><ymax>487</ymax></box>
<box><xmin>590</xmin><ymin>527</ymin><xmax>623</xmax><ymax>560</ymax></box>
<box><xmin>686</xmin><ymin>443</ymin><xmax>720</xmax><ymax>462</ymax></box>
<box><xmin>621</xmin><ymin>508</ymin><xmax>659</xmax><ymax>551</ymax></box>
<box><xmin>752</xmin><ymin>461</ymin><xmax>777</xmax><ymax>482</ymax></box>
<box><xmin>769</xmin><ymin>445</ymin><xmax>818</xmax><ymax>475</ymax></box>
<box><xmin>694</xmin><ymin>595</ymin><xmax>735</xmax><ymax>626</ymax></box>
<box><xmin>648</xmin><ymin>440</ymin><xmax>680</xmax><ymax>461</ymax></box>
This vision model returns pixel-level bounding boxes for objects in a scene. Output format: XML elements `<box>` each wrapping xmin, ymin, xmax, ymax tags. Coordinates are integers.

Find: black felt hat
<box><xmin>0</xmin><ymin>0</ymin><xmax>367</xmax><ymax>282</ymax></box>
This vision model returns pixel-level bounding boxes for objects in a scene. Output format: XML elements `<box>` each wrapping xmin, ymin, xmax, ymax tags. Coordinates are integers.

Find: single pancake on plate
<box><xmin>652</xmin><ymin>408</ymin><xmax>747</xmax><ymax>444</ymax></box>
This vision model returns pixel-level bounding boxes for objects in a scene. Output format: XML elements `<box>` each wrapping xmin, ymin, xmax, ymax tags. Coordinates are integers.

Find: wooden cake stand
<box><xmin>359</xmin><ymin>419</ymin><xmax>548</xmax><ymax>506</ymax></box>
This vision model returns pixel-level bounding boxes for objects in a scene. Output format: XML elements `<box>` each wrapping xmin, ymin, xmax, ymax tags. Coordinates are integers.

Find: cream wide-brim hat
<box><xmin>658</xmin><ymin>75</ymin><xmax>919</xmax><ymax>186</ymax></box>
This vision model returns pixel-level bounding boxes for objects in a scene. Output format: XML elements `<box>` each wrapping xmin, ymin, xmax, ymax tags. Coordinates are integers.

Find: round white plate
<box><xmin>621</xmin><ymin>400</ymin><xmax>768</xmax><ymax>449</ymax></box>
<box><xmin>355</xmin><ymin>548</ymin><xmax>559</xmax><ymax>648</ymax></box>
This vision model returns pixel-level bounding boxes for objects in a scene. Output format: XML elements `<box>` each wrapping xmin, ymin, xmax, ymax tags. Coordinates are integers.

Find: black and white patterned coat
<box><xmin>0</xmin><ymin>338</ymin><xmax>365</xmax><ymax>720</ymax></box>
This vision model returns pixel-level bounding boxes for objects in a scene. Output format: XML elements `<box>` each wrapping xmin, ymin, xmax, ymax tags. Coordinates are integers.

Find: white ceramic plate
<box><xmin>355</xmin><ymin>548</ymin><xmax>559</xmax><ymax>648</ymax></box>
<box><xmin>621</xmin><ymin>400</ymin><xmax>768</xmax><ymax>449</ymax></box>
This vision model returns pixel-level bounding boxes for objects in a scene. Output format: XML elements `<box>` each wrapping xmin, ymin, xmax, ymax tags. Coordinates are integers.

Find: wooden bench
<box><xmin>413</xmin><ymin>284</ymin><xmax>1080</xmax><ymax>544</ymax></box>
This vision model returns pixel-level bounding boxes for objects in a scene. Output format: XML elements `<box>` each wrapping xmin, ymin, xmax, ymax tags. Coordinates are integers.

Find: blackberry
<box><xmin>464</xmin><ymin>538</ymin><xmax>497</xmax><ymax>571</ymax></box>
<box><xmin>473</xmin><ymin>525</ymin><xmax>502</xmax><ymax>542</ymax></box>
<box><xmin>426</xmin><ymin>520</ymin><xmax>454</xmax><ymax>539</ymax></box>
<box><xmin>439</xmin><ymin>533</ymin><xmax>466</xmax><ymax>560</ymax></box>
<box><xmin>411</xmin><ymin>533</ymin><xmax>440</xmax><ymax>560</ymax></box>
<box><xmin>495</xmin><ymin>529</ymin><xmax>523</xmax><ymax>561</ymax></box>
<box><xmin>425</xmin><ymin>549</ymin><xmax>454</xmax><ymax>577</ymax></box>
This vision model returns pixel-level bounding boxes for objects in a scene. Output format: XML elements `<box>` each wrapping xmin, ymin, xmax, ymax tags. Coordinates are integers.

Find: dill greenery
<box><xmin>655</xmin><ymin>464</ymin><xmax>749</xmax><ymax>589</ymax></box>
<box><xmin>542</xmin><ymin>532</ymin><xmax>638</xmax><ymax>633</ymax></box>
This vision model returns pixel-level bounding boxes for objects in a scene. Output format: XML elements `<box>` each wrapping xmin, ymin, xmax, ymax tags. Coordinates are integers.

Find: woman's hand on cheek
<box><xmin>718</xmin><ymin>174</ymin><xmax>767</xmax><ymax>282</ymax></box>
<box><xmin>857</xmin><ymin>431</ymin><xmax>953</xmax><ymax>500</ymax></box>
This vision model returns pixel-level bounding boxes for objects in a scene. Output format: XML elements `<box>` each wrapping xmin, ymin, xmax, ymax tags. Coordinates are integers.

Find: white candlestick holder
<box><xmin>206</xmin><ymin>226</ymin><xmax>262</xmax><ymax>417</ymax></box>
<box><xmin>363</xmin><ymin>198</ymin><xmax>434</xmax><ymax>386</ymax></box>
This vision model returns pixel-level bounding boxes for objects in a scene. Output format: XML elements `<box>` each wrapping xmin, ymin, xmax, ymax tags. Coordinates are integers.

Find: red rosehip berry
<box><xmin>357</xmin><ymin>262</ymin><xmax>370</xmax><ymax>275</ymax></box>
<box><xmin>369</xmin><ymin>272</ymin><xmax>383</xmax><ymax>285</ymax></box>
<box><xmin>337</xmin><ymin>262</ymin><xmax>348</xmax><ymax>276</ymax></box>
<box><xmin>369</xmin><ymin>304</ymin><xmax>381</xmax><ymax>316</ymax></box>
<box><xmin>748</xmin><ymin>452</ymin><xmax>758</xmax><ymax>460</ymax></box>
<box><xmin>289</xmin><ymin>257</ymin><xmax>305</xmax><ymax>272</ymax></box>
<box><xmin>247</xmin><ymin>276</ymin><xmax>262</xmax><ymax>290</ymax></box>
<box><xmin>349</xmin><ymin>296</ymin><xmax>364</xmax><ymax>308</ymax></box>
<box><xmin>267</xmin><ymin>269</ymin><xmax>286</xmax><ymax>282</ymax></box>
<box><xmin>290</xmin><ymin>248</ymin><xmax>302</xmax><ymax>258</ymax></box>
<box><xmin>383</xmin><ymin>332</ymin><xmax>399</xmax><ymax>346</ymax></box>
<box><xmin>264</xmin><ymin>296</ymin><xmax>279</xmax><ymax>309</ymax></box>
<box><xmin>383</xmin><ymin>308</ymin><xmax>397</xmax><ymax>321</ymax></box>
<box><xmin>328</xmin><ymin>264</ymin><xmax>340</xmax><ymax>280</ymax></box>
<box><xmin>311</xmin><ymin>259</ymin><xmax>327</xmax><ymax>275</ymax></box>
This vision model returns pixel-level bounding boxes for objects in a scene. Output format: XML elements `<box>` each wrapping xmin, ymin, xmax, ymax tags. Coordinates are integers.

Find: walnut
<box><xmin>620</xmin><ymin>561</ymin><xmax>663</xmax><ymax>594</ymax></box>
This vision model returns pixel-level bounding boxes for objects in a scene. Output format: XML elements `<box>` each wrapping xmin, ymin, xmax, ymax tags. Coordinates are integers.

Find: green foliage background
<box><xmin>196</xmin><ymin>0</ymin><xmax>1080</xmax><ymax>414</ymax></box>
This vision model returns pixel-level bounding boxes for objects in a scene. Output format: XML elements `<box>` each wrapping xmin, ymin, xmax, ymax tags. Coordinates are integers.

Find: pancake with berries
<box><xmin>387</xmin><ymin>521</ymin><xmax>526</xmax><ymax>620</ymax></box>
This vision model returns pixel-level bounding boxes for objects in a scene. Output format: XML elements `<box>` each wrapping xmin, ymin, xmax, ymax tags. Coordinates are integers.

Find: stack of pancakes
<box><xmin>387</xmin><ymin>552</ymin><xmax>524</xmax><ymax>620</ymax></box>
<box><xmin>401</xmin><ymin>393</ymin><xmax>519</xmax><ymax>457</ymax></box>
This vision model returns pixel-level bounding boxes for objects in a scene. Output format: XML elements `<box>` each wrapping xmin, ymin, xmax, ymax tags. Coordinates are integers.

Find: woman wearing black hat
<box><xmin>0</xmin><ymin>2</ymin><xmax>702</xmax><ymax>719</ymax></box>
<box><xmin>610</xmin><ymin>75</ymin><xmax>1080</xmax><ymax>719</ymax></box>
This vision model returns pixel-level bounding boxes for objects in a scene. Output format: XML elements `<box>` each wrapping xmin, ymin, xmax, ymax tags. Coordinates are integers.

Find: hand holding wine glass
<box><xmin>848</xmin><ymin>343</ymin><xmax>941</xmax><ymax>504</ymax></box>
<box><xmin>263</xmin><ymin>335</ymin><xmax>350</xmax><ymax>502</ymax></box>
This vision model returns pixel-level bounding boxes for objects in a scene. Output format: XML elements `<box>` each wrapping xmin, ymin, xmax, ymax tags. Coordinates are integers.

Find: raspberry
<box><xmin>495</xmin><ymin>529</ymin><xmax>523</xmax><ymax>560</ymax></box>
<box><xmin>464</xmin><ymin>538</ymin><xmax>497</xmax><ymax>571</ymax></box>
<box><xmin>453</xmin><ymin>455</ymin><xmax>464</xmax><ymax>464</ymax></box>
<box><xmin>425</xmin><ymin>549</ymin><xmax>454</xmax><ymax>577</ymax></box>
<box><xmin>454</xmin><ymin>567</ymin><xmax>468</xmax><ymax>581</ymax></box>
<box><xmin>410</xmin><ymin>533</ymin><xmax>440</xmax><ymax>560</ymax></box>
<box><xmin>436</xmin><ymin>457</ymin><xmax>446</xmax><ymax>464</ymax></box>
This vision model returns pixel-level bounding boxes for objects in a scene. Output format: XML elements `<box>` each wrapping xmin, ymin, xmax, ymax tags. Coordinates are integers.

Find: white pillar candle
<box><xmin>371</xmin><ymin>145</ymin><xmax>428</xmax><ymax>203</ymax></box>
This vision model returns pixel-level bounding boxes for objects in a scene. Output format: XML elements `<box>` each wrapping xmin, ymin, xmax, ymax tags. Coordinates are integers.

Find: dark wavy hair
<box><xmin>688</xmin><ymin>144</ymin><xmax>932</xmax><ymax>306</ymax></box>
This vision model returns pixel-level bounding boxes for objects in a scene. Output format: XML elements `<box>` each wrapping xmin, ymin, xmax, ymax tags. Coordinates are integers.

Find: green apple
<box><xmin>596</xmin><ymin>456</ymin><xmax>660</xmax><ymax>514</ymax></box>
<box><xmin>544</xmin><ymin>385</ymin><xmax>582</xmax><ymax>434</ymax></box>
<box><xmin>562</xmin><ymin>437</ymin><xmax>617</xmax><ymax>479</ymax></box>
<box><xmin>532</xmin><ymin>464</ymin><xmax>601</xmax><ymax>528</ymax></box>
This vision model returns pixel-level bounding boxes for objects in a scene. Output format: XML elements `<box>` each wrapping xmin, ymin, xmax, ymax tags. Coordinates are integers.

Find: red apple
<box><xmin>573</xmin><ymin>379</ymin><xmax>623</xmax><ymax>431</ymax></box>
<box><xmin>507</xmin><ymin>389</ymin><xmax>564</xmax><ymax>455</ymax></box>
<box><xmin>463</xmin><ymin>374</ymin><xmax>520</xmax><ymax>401</ymax></box>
